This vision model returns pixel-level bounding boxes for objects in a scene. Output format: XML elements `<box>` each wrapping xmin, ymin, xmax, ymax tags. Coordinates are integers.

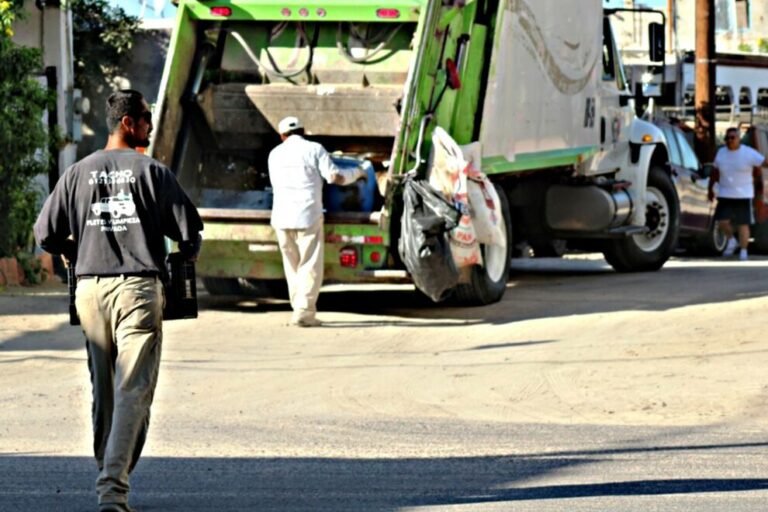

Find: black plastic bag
<box><xmin>398</xmin><ymin>177</ymin><xmax>462</xmax><ymax>302</ymax></box>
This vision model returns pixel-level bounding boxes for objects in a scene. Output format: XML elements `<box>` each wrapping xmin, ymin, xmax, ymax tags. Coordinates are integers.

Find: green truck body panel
<box><xmin>197</xmin><ymin>212</ymin><xmax>389</xmax><ymax>280</ymax></box>
<box><xmin>483</xmin><ymin>147</ymin><xmax>600</xmax><ymax>175</ymax></box>
<box><xmin>184</xmin><ymin>0</ymin><xmax>423</xmax><ymax>23</ymax></box>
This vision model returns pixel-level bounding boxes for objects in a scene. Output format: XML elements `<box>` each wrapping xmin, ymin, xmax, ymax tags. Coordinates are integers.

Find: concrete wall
<box><xmin>675</xmin><ymin>0</ymin><xmax>768</xmax><ymax>53</ymax></box>
<box><xmin>12</xmin><ymin>4</ymin><xmax>78</xmax><ymax>181</ymax></box>
<box><xmin>612</xmin><ymin>1</ymin><xmax>768</xmax><ymax>54</ymax></box>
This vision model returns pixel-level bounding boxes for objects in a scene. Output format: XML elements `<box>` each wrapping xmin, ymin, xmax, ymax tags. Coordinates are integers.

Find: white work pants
<box><xmin>275</xmin><ymin>219</ymin><xmax>324</xmax><ymax>321</ymax></box>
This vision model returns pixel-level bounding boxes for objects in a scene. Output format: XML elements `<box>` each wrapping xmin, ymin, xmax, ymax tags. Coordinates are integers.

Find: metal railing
<box><xmin>656</xmin><ymin>105</ymin><xmax>768</xmax><ymax>127</ymax></box>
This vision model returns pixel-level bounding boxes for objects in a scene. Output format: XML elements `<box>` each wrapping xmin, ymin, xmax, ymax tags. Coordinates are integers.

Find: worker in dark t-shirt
<box><xmin>34</xmin><ymin>89</ymin><xmax>203</xmax><ymax>512</ymax></box>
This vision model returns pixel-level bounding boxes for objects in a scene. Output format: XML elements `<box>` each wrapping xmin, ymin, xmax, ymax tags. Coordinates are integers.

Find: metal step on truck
<box><xmin>150</xmin><ymin>0</ymin><xmax>675</xmax><ymax>306</ymax></box>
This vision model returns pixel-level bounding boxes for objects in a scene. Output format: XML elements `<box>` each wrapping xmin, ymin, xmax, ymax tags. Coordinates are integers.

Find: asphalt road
<box><xmin>2</xmin><ymin>254</ymin><xmax>768</xmax><ymax>511</ymax></box>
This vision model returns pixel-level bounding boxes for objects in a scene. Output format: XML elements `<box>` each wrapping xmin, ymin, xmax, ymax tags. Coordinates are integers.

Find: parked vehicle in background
<box><xmin>742</xmin><ymin>124</ymin><xmax>768</xmax><ymax>253</ymax></box>
<box><xmin>653</xmin><ymin>119</ymin><xmax>726</xmax><ymax>256</ymax></box>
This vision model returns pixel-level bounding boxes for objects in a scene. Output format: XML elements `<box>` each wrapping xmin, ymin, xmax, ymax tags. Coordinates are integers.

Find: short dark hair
<box><xmin>284</xmin><ymin>127</ymin><xmax>305</xmax><ymax>137</ymax></box>
<box><xmin>725</xmin><ymin>127</ymin><xmax>739</xmax><ymax>140</ymax></box>
<box><xmin>106</xmin><ymin>90</ymin><xmax>146</xmax><ymax>133</ymax></box>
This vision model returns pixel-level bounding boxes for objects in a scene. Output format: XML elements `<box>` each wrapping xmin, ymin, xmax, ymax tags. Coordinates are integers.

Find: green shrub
<box><xmin>17</xmin><ymin>250</ymin><xmax>46</xmax><ymax>284</ymax></box>
<box><xmin>0</xmin><ymin>1</ymin><xmax>51</xmax><ymax>257</ymax></box>
<box><xmin>737</xmin><ymin>42</ymin><xmax>754</xmax><ymax>53</ymax></box>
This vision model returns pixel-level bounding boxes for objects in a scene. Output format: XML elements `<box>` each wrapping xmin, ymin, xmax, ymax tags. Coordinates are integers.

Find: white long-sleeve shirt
<box><xmin>268</xmin><ymin>135</ymin><xmax>358</xmax><ymax>229</ymax></box>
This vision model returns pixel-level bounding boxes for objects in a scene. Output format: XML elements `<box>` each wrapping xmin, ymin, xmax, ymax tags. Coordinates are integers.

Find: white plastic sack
<box><xmin>429</xmin><ymin>127</ymin><xmax>482</xmax><ymax>267</ymax></box>
<box><xmin>451</xmin><ymin>213</ymin><xmax>483</xmax><ymax>267</ymax></box>
<box><xmin>428</xmin><ymin>127</ymin><xmax>466</xmax><ymax>200</ymax></box>
<box><xmin>459</xmin><ymin>140</ymin><xmax>504</xmax><ymax>246</ymax></box>
<box><xmin>467</xmin><ymin>176</ymin><xmax>505</xmax><ymax>246</ymax></box>
<box><xmin>429</xmin><ymin>128</ymin><xmax>506</xmax><ymax>265</ymax></box>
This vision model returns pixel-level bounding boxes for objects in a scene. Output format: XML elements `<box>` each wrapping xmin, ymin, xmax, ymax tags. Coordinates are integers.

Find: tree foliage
<box><xmin>0</xmin><ymin>1</ymin><xmax>50</xmax><ymax>257</ymax></box>
<box><xmin>759</xmin><ymin>38</ymin><xmax>768</xmax><ymax>55</ymax></box>
<box><xmin>70</xmin><ymin>0</ymin><xmax>140</xmax><ymax>89</ymax></box>
<box><xmin>0</xmin><ymin>0</ymin><xmax>138</xmax><ymax>259</ymax></box>
<box><xmin>70</xmin><ymin>0</ymin><xmax>140</xmax><ymax>153</ymax></box>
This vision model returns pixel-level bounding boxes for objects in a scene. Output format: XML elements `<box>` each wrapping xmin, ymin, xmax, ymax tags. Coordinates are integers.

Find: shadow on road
<box><xmin>6</xmin><ymin>257</ymin><xmax>768</xmax><ymax>328</ymax></box>
<box><xmin>2</xmin><ymin>445</ymin><xmax>767</xmax><ymax>511</ymax></box>
<box><xmin>197</xmin><ymin>257</ymin><xmax>768</xmax><ymax>325</ymax></box>
<box><xmin>0</xmin><ymin>324</ymin><xmax>83</xmax><ymax>353</ymax></box>
<box><xmin>461</xmin><ymin>479</ymin><xmax>768</xmax><ymax>502</ymax></box>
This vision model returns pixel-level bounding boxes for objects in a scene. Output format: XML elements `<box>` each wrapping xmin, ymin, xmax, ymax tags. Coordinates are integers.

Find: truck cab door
<box><xmin>589</xmin><ymin>16</ymin><xmax>633</xmax><ymax>175</ymax></box>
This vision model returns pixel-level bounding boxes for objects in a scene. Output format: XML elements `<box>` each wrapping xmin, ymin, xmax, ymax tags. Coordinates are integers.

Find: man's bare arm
<box><xmin>754</xmin><ymin>165</ymin><xmax>764</xmax><ymax>198</ymax></box>
<box><xmin>707</xmin><ymin>166</ymin><xmax>720</xmax><ymax>202</ymax></box>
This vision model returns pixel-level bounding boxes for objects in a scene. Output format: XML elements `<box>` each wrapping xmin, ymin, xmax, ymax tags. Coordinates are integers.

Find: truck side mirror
<box><xmin>649</xmin><ymin>22</ymin><xmax>665</xmax><ymax>63</ymax></box>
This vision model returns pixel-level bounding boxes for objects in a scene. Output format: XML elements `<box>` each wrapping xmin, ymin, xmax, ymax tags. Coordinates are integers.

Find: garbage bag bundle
<box><xmin>398</xmin><ymin>177</ymin><xmax>462</xmax><ymax>302</ymax></box>
<box><xmin>429</xmin><ymin>128</ymin><xmax>505</xmax><ymax>263</ymax></box>
<box><xmin>466</xmin><ymin>174</ymin><xmax>505</xmax><ymax>246</ymax></box>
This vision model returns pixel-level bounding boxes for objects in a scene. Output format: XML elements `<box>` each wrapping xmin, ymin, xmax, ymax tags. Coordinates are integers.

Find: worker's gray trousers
<box><xmin>75</xmin><ymin>275</ymin><xmax>164</xmax><ymax>506</ymax></box>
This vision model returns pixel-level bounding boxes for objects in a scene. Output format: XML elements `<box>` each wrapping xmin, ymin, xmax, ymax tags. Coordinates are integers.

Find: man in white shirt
<box><xmin>708</xmin><ymin>127</ymin><xmax>766</xmax><ymax>260</ymax></box>
<box><xmin>268</xmin><ymin>116</ymin><xmax>364</xmax><ymax>326</ymax></box>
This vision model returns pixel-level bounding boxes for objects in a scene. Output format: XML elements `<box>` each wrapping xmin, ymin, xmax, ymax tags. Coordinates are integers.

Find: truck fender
<box><xmin>629</xmin><ymin>118</ymin><xmax>664</xmax><ymax>145</ymax></box>
<box><xmin>625</xmin><ymin>119</ymin><xmax>665</xmax><ymax>227</ymax></box>
<box><xmin>628</xmin><ymin>143</ymin><xmax>663</xmax><ymax>226</ymax></box>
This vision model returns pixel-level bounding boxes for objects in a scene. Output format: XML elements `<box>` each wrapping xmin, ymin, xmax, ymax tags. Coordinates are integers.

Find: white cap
<box><xmin>278</xmin><ymin>116</ymin><xmax>303</xmax><ymax>134</ymax></box>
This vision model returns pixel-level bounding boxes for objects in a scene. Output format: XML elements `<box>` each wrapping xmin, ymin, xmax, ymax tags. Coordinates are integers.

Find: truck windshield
<box><xmin>602</xmin><ymin>16</ymin><xmax>629</xmax><ymax>93</ymax></box>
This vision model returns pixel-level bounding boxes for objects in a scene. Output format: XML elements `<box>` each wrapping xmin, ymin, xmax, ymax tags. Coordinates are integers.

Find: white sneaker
<box><xmin>723</xmin><ymin>238</ymin><xmax>738</xmax><ymax>256</ymax></box>
<box><xmin>739</xmin><ymin>249</ymin><xmax>748</xmax><ymax>261</ymax></box>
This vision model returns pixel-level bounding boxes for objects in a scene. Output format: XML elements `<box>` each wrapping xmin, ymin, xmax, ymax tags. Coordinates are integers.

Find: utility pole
<box><xmin>667</xmin><ymin>0</ymin><xmax>675</xmax><ymax>53</ymax></box>
<box><xmin>695</xmin><ymin>0</ymin><xmax>716</xmax><ymax>162</ymax></box>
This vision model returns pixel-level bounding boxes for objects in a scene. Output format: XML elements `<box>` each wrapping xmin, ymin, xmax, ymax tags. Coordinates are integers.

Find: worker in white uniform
<box><xmin>268</xmin><ymin>116</ymin><xmax>365</xmax><ymax>327</ymax></box>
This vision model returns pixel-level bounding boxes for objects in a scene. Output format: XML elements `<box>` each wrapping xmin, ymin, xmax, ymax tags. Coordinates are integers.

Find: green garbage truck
<box><xmin>150</xmin><ymin>0</ymin><xmax>674</xmax><ymax>305</ymax></box>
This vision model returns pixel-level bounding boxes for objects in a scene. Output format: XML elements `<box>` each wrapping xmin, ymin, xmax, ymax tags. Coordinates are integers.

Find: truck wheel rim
<box><xmin>633</xmin><ymin>186</ymin><xmax>669</xmax><ymax>253</ymax></box>
<box><xmin>713</xmin><ymin>224</ymin><xmax>727</xmax><ymax>252</ymax></box>
<box><xmin>483</xmin><ymin>216</ymin><xmax>508</xmax><ymax>282</ymax></box>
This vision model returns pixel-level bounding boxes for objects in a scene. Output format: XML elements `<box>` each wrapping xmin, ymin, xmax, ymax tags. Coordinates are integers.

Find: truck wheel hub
<box><xmin>632</xmin><ymin>187</ymin><xmax>669</xmax><ymax>252</ymax></box>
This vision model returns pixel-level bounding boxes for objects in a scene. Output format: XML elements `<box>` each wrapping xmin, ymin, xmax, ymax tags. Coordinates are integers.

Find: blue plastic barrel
<box><xmin>324</xmin><ymin>156</ymin><xmax>377</xmax><ymax>213</ymax></box>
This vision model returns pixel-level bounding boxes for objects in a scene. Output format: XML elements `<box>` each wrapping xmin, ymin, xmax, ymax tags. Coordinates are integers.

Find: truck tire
<box><xmin>603</xmin><ymin>167</ymin><xmax>679</xmax><ymax>272</ymax></box>
<box><xmin>452</xmin><ymin>184</ymin><xmax>512</xmax><ymax>306</ymax></box>
<box><xmin>202</xmin><ymin>277</ymin><xmax>242</xmax><ymax>296</ymax></box>
<box><xmin>751</xmin><ymin>221</ymin><xmax>768</xmax><ymax>254</ymax></box>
